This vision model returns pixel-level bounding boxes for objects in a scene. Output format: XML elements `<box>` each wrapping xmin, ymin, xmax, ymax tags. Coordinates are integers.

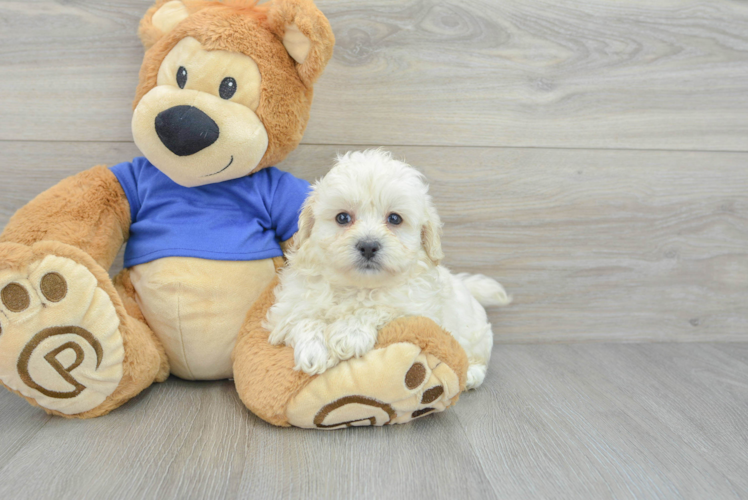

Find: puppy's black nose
<box><xmin>155</xmin><ymin>105</ymin><xmax>219</xmax><ymax>156</ymax></box>
<box><xmin>357</xmin><ymin>240</ymin><xmax>381</xmax><ymax>260</ymax></box>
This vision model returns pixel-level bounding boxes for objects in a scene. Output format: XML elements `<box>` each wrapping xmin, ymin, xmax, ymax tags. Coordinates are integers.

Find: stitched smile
<box><xmin>202</xmin><ymin>155</ymin><xmax>234</xmax><ymax>177</ymax></box>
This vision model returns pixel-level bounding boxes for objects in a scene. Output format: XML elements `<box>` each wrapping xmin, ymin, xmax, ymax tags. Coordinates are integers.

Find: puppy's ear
<box><xmin>421</xmin><ymin>201</ymin><xmax>444</xmax><ymax>265</ymax></box>
<box><xmin>292</xmin><ymin>192</ymin><xmax>316</xmax><ymax>250</ymax></box>
<box><xmin>266</xmin><ymin>0</ymin><xmax>335</xmax><ymax>87</ymax></box>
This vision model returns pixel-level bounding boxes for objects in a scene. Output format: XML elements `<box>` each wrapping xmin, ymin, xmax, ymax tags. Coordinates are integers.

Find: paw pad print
<box><xmin>0</xmin><ymin>255</ymin><xmax>124</xmax><ymax>415</ymax></box>
<box><xmin>2</xmin><ymin>282</ymin><xmax>31</xmax><ymax>312</ymax></box>
<box><xmin>286</xmin><ymin>342</ymin><xmax>461</xmax><ymax>429</ymax></box>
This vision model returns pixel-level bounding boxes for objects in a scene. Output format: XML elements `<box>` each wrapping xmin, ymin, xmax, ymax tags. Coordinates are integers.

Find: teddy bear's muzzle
<box><xmin>155</xmin><ymin>105</ymin><xmax>219</xmax><ymax>157</ymax></box>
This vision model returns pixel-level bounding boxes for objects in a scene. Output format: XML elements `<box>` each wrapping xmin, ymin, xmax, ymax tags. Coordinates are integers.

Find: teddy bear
<box><xmin>0</xmin><ymin>0</ymin><xmax>469</xmax><ymax>429</ymax></box>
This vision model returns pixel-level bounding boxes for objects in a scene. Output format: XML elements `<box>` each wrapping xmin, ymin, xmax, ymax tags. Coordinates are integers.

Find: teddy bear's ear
<box><xmin>138</xmin><ymin>0</ymin><xmax>203</xmax><ymax>50</ymax></box>
<box><xmin>266</xmin><ymin>0</ymin><xmax>335</xmax><ymax>87</ymax></box>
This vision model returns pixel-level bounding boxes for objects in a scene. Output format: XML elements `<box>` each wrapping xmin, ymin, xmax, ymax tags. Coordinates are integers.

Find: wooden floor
<box><xmin>1</xmin><ymin>0</ymin><xmax>747</xmax><ymax>498</ymax></box>
<box><xmin>1</xmin><ymin>343</ymin><xmax>747</xmax><ymax>499</ymax></box>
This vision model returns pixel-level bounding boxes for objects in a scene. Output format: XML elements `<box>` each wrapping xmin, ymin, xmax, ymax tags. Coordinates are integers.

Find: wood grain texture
<box><xmin>1</xmin><ymin>0</ymin><xmax>748</xmax><ymax>150</ymax></box>
<box><xmin>0</xmin><ymin>379</ymin><xmax>495</xmax><ymax>499</ymax></box>
<box><xmin>454</xmin><ymin>343</ymin><xmax>748</xmax><ymax>499</ymax></box>
<box><xmin>1</xmin><ymin>343</ymin><xmax>747</xmax><ymax>499</ymax></box>
<box><xmin>0</xmin><ymin>387</ymin><xmax>51</xmax><ymax>472</ymax></box>
<box><xmin>1</xmin><ymin>141</ymin><xmax>746</xmax><ymax>343</ymax></box>
<box><xmin>1</xmin><ymin>1</ymin><xmax>746</xmax><ymax>498</ymax></box>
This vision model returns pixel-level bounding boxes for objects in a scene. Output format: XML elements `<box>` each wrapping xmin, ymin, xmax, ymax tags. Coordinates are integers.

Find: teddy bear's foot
<box><xmin>286</xmin><ymin>341</ymin><xmax>463</xmax><ymax>429</ymax></box>
<box><xmin>233</xmin><ymin>279</ymin><xmax>470</xmax><ymax>429</ymax></box>
<box><xmin>0</xmin><ymin>249</ymin><xmax>125</xmax><ymax>415</ymax></box>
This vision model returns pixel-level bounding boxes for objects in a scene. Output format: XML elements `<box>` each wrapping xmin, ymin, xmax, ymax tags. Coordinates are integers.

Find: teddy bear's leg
<box><xmin>233</xmin><ymin>278</ymin><xmax>469</xmax><ymax>428</ymax></box>
<box><xmin>0</xmin><ymin>166</ymin><xmax>167</xmax><ymax>417</ymax></box>
<box><xmin>112</xmin><ymin>268</ymin><xmax>170</xmax><ymax>386</ymax></box>
<box><xmin>0</xmin><ymin>242</ymin><xmax>168</xmax><ymax>418</ymax></box>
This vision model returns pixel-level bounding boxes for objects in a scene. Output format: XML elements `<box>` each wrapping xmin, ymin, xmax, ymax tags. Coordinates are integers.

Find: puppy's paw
<box><xmin>269</xmin><ymin>318</ymin><xmax>324</xmax><ymax>348</ymax></box>
<box><xmin>266</xmin><ymin>327</ymin><xmax>286</xmax><ymax>346</ymax></box>
<box><xmin>327</xmin><ymin>321</ymin><xmax>377</xmax><ymax>361</ymax></box>
<box><xmin>466</xmin><ymin>364</ymin><xmax>487</xmax><ymax>390</ymax></box>
<box><xmin>294</xmin><ymin>337</ymin><xmax>336</xmax><ymax>376</ymax></box>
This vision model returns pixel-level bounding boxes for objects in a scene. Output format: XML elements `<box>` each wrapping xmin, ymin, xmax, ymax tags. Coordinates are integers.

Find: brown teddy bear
<box><xmin>0</xmin><ymin>0</ymin><xmax>468</xmax><ymax>428</ymax></box>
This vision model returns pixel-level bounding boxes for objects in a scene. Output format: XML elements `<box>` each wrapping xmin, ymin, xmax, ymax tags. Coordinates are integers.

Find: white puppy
<box><xmin>265</xmin><ymin>150</ymin><xmax>510</xmax><ymax>389</ymax></box>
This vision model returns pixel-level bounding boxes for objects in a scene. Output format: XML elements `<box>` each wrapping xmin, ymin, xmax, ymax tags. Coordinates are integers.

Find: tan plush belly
<box><xmin>130</xmin><ymin>257</ymin><xmax>279</xmax><ymax>380</ymax></box>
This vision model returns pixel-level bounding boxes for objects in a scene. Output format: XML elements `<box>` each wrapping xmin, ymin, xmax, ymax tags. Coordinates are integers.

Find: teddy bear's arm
<box><xmin>0</xmin><ymin>166</ymin><xmax>131</xmax><ymax>270</ymax></box>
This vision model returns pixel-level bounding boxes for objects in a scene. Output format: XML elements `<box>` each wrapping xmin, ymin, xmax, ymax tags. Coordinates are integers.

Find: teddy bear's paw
<box><xmin>0</xmin><ymin>255</ymin><xmax>124</xmax><ymax>415</ymax></box>
<box><xmin>285</xmin><ymin>342</ymin><xmax>461</xmax><ymax>429</ymax></box>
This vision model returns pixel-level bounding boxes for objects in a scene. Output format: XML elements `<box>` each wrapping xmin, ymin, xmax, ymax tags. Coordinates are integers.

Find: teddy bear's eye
<box><xmin>176</xmin><ymin>66</ymin><xmax>188</xmax><ymax>89</ymax></box>
<box><xmin>336</xmin><ymin>213</ymin><xmax>352</xmax><ymax>225</ymax></box>
<box><xmin>219</xmin><ymin>77</ymin><xmax>237</xmax><ymax>100</ymax></box>
<box><xmin>387</xmin><ymin>213</ymin><xmax>403</xmax><ymax>225</ymax></box>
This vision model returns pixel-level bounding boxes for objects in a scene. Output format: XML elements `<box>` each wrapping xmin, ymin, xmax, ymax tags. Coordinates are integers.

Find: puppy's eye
<box><xmin>387</xmin><ymin>213</ymin><xmax>403</xmax><ymax>225</ymax></box>
<box><xmin>335</xmin><ymin>212</ymin><xmax>352</xmax><ymax>225</ymax></box>
<box><xmin>176</xmin><ymin>66</ymin><xmax>187</xmax><ymax>89</ymax></box>
<box><xmin>219</xmin><ymin>77</ymin><xmax>237</xmax><ymax>99</ymax></box>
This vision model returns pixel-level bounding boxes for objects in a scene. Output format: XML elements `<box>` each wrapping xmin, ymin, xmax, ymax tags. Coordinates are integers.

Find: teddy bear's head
<box><xmin>131</xmin><ymin>0</ymin><xmax>334</xmax><ymax>187</ymax></box>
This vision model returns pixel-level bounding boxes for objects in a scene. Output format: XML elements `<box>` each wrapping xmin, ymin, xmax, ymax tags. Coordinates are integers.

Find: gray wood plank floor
<box><xmin>1</xmin><ymin>343</ymin><xmax>747</xmax><ymax>499</ymax></box>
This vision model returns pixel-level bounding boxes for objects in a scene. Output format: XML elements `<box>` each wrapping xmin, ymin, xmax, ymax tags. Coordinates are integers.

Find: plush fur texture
<box><xmin>0</xmin><ymin>0</ymin><xmax>332</xmax><ymax>417</ymax></box>
<box><xmin>233</xmin><ymin>276</ymin><xmax>470</xmax><ymax>427</ymax></box>
<box><xmin>0</xmin><ymin>168</ymin><xmax>168</xmax><ymax>418</ymax></box>
<box><xmin>232</xmin><ymin>276</ymin><xmax>309</xmax><ymax>426</ymax></box>
<box><xmin>373</xmin><ymin>317</ymin><xmax>469</xmax><ymax>392</ymax></box>
<box><xmin>134</xmin><ymin>0</ymin><xmax>334</xmax><ymax>175</ymax></box>
<box><xmin>0</xmin><ymin>167</ymin><xmax>131</xmax><ymax>270</ymax></box>
<box><xmin>0</xmin><ymin>241</ymin><xmax>167</xmax><ymax>419</ymax></box>
<box><xmin>266</xmin><ymin>150</ymin><xmax>510</xmax><ymax>389</ymax></box>
<box><xmin>0</xmin><ymin>0</ymin><xmax>475</xmax><ymax>425</ymax></box>
<box><xmin>133</xmin><ymin>36</ymin><xmax>270</xmax><ymax>186</ymax></box>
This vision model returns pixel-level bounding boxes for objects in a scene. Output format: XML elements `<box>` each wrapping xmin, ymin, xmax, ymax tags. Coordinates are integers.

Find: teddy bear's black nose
<box><xmin>155</xmin><ymin>105</ymin><xmax>219</xmax><ymax>156</ymax></box>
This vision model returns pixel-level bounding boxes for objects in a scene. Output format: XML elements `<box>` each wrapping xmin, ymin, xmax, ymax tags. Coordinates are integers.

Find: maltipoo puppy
<box><xmin>265</xmin><ymin>150</ymin><xmax>510</xmax><ymax>389</ymax></box>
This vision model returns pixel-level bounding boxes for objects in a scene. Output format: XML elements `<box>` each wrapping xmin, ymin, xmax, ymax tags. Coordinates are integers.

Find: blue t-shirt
<box><xmin>110</xmin><ymin>157</ymin><xmax>310</xmax><ymax>267</ymax></box>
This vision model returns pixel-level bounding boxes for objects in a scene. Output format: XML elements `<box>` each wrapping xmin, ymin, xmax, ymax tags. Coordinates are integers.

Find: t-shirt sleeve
<box><xmin>110</xmin><ymin>160</ymin><xmax>142</xmax><ymax>223</ymax></box>
<box><xmin>269</xmin><ymin>170</ymin><xmax>312</xmax><ymax>242</ymax></box>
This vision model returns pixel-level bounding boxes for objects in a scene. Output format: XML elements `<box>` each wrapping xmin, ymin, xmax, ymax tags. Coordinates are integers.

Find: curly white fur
<box><xmin>265</xmin><ymin>150</ymin><xmax>510</xmax><ymax>389</ymax></box>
